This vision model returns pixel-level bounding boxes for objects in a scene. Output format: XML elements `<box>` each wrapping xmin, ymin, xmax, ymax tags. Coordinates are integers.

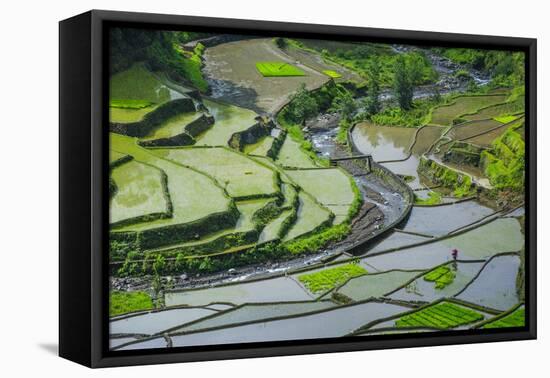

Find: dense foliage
<box><xmin>481</xmin><ymin>122</ymin><xmax>525</xmax><ymax>191</ymax></box>
<box><xmin>435</xmin><ymin>48</ymin><xmax>525</xmax><ymax>87</ymax></box>
<box><xmin>292</xmin><ymin>39</ymin><xmax>438</xmax><ymax>87</ymax></box>
<box><xmin>110</xmin><ymin>28</ymin><xmax>209</xmax><ymax>91</ymax></box>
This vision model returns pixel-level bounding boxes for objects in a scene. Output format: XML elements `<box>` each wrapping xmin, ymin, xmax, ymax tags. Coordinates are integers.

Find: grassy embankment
<box><xmin>110</xmin><ymin>291</ymin><xmax>153</xmax><ymax>316</ymax></box>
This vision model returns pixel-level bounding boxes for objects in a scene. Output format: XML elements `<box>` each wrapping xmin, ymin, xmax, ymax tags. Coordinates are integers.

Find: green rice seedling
<box><xmin>256</xmin><ymin>62</ymin><xmax>306</xmax><ymax>77</ymax></box>
<box><xmin>298</xmin><ymin>263</ymin><xmax>367</xmax><ymax>294</ymax></box>
<box><xmin>395</xmin><ymin>301</ymin><xmax>484</xmax><ymax>329</ymax></box>
<box><xmin>482</xmin><ymin>307</ymin><xmax>525</xmax><ymax>329</ymax></box>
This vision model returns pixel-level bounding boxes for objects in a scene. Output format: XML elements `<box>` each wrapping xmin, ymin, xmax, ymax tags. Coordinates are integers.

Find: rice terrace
<box><xmin>108</xmin><ymin>29</ymin><xmax>527</xmax><ymax>351</ymax></box>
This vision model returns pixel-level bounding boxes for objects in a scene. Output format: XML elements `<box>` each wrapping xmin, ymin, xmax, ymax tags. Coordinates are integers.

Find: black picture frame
<box><xmin>59</xmin><ymin>9</ymin><xmax>537</xmax><ymax>368</ymax></box>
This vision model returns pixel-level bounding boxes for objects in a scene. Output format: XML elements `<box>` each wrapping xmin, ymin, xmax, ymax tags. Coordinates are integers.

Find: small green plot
<box><xmin>395</xmin><ymin>301</ymin><xmax>484</xmax><ymax>329</ymax></box>
<box><xmin>322</xmin><ymin>70</ymin><xmax>342</xmax><ymax>78</ymax></box>
<box><xmin>482</xmin><ymin>307</ymin><xmax>525</xmax><ymax>329</ymax></box>
<box><xmin>423</xmin><ymin>266</ymin><xmax>456</xmax><ymax>289</ymax></box>
<box><xmin>298</xmin><ymin>263</ymin><xmax>367</xmax><ymax>294</ymax></box>
<box><xmin>256</xmin><ymin>62</ymin><xmax>306</xmax><ymax>77</ymax></box>
<box><xmin>110</xmin><ymin>291</ymin><xmax>153</xmax><ymax>317</ymax></box>
<box><xmin>493</xmin><ymin>114</ymin><xmax>520</xmax><ymax>124</ymax></box>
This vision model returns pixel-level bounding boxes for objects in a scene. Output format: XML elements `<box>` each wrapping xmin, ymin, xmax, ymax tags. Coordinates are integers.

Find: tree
<box><xmin>288</xmin><ymin>83</ymin><xmax>319</xmax><ymax>126</ymax></box>
<box><xmin>393</xmin><ymin>55</ymin><xmax>414</xmax><ymax>110</ymax></box>
<box><xmin>364</xmin><ymin>57</ymin><xmax>382</xmax><ymax>115</ymax></box>
<box><xmin>274</xmin><ymin>37</ymin><xmax>287</xmax><ymax>49</ymax></box>
<box><xmin>330</xmin><ymin>90</ymin><xmax>357</xmax><ymax>122</ymax></box>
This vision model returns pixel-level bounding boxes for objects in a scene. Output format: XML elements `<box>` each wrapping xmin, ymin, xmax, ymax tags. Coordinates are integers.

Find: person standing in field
<box><xmin>451</xmin><ymin>248</ymin><xmax>458</xmax><ymax>271</ymax></box>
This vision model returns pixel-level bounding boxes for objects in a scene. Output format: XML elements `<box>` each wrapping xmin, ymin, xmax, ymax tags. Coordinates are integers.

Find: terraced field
<box><xmin>430</xmin><ymin>94</ymin><xmax>507</xmax><ymax>126</ymax></box>
<box><xmin>195</xmin><ymin>99</ymin><xmax>258</xmax><ymax>146</ymax></box>
<box><xmin>108</xmin><ymin>34</ymin><xmax>527</xmax><ymax>351</ymax></box>
<box><xmin>393</xmin><ymin>301</ymin><xmax>485</xmax><ymax>329</ymax></box>
<box><xmin>110</xmin><ymin>133</ymin><xmax>232</xmax><ymax>235</ymax></box>
<box><xmin>110</xmin><ymin>64</ymin><xmax>186</xmax><ymax>123</ymax></box>
<box><xmin>110</xmin><ymin>160</ymin><xmax>170</xmax><ymax>226</ymax></box>
<box><xmin>153</xmin><ymin>147</ymin><xmax>280</xmax><ymax>199</ymax></box>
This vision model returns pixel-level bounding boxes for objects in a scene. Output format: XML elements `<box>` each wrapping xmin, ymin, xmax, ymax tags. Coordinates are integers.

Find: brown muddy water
<box><xmin>202</xmin><ymin>38</ymin><xmax>327</xmax><ymax>113</ymax></box>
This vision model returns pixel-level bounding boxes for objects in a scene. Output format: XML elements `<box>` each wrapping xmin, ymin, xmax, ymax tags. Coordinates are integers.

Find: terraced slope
<box><xmin>110</xmin><ymin>160</ymin><xmax>171</xmax><ymax>226</ymax></box>
<box><xmin>152</xmin><ymin>147</ymin><xmax>280</xmax><ymax>199</ymax></box>
<box><xmin>110</xmin><ymin>64</ymin><xmax>186</xmax><ymax>123</ymax></box>
<box><xmin>195</xmin><ymin>99</ymin><xmax>258</xmax><ymax>147</ymax></box>
<box><xmin>286</xmin><ymin>168</ymin><xmax>356</xmax><ymax>224</ymax></box>
<box><xmin>110</xmin><ymin>133</ymin><xmax>235</xmax><ymax>249</ymax></box>
<box><xmin>430</xmin><ymin>94</ymin><xmax>507</xmax><ymax>126</ymax></box>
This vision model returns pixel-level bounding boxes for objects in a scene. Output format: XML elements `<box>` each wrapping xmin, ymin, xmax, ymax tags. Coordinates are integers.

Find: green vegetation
<box><xmin>110</xmin><ymin>133</ymin><xmax>233</xmax><ymax>240</ymax></box>
<box><xmin>293</xmin><ymin>39</ymin><xmax>437</xmax><ymax>87</ymax></box>
<box><xmin>395</xmin><ymin>301</ymin><xmax>484</xmax><ymax>329</ymax></box>
<box><xmin>110</xmin><ymin>64</ymin><xmax>175</xmax><ymax>104</ymax></box>
<box><xmin>371</xmin><ymin>96</ymin><xmax>441</xmax><ymax>127</ymax></box>
<box><xmin>393</xmin><ymin>55</ymin><xmax>414</xmax><ymax>110</ymax></box>
<box><xmin>330</xmin><ymin>90</ymin><xmax>357</xmax><ymax>122</ymax></box>
<box><xmin>414</xmin><ymin>191</ymin><xmax>442</xmax><ymax>205</ymax></box>
<box><xmin>482</xmin><ymin>307</ymin><xmax>525</xmax><ymax>329</ymax></box>
<box><xmin>419</xmin><ymin>158</ymin><xmax>475</xmax><ymax>198</ymax></box>
<box><xmin>256</xmin><ymin>62</ymin><xmax>305</xmax><ymax>77</ymax></box>
<box><xmin>323</xmin><ymin>70</ymin><xmax>342</xmax><ymax>78</ymax></box>
<box><xmin>284</xmin><ymin>223</ymin><xmax>350</xmax><ymax>255</ymax></box>
<box><xmin>480</xmin><ymin>121</ymin><xmax>525</xmax><ymax>191</ymax></box>
<box><xmin>298</xmin><ymin>263</ymin><xmax>367</xmax><ymax>294</ymax></box>
<box><xmin>362</xmin><ymin>57</ymin><xmax>382</xmax><ymax>116</ymax></box>
<box><xmin>494</xmin><ymin>114</ymin><xmax>520</xmax><ymax>124</ymax></box>
<box><xmin>110</xmin><ymin>291</ymin><xmax>153</xmax><ymax>316</ymax></box>
<box><xmin>423</xmin><ymin>266</ymin><xmax>456</xmax><ymax>289</ymax></box>
<box><xmin>435</xmin><ymin>48</ymin><xmax>525</xmax><ymax>88</ymax></box>
<box><xmin>145</xmin><ymin>198</ymin><xmax>271</xmax><ymax>258</ymax></box>
<box><xmin>110</xmin><ymin>28</ymin><xmax>209</xmax><ymax>91</ymax></box>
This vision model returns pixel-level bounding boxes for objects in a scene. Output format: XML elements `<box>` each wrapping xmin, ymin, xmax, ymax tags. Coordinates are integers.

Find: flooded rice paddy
<box><xmin>109</xmin><ymin>37</ymin><xmax>525</xmax><ymax>349</ymax></box>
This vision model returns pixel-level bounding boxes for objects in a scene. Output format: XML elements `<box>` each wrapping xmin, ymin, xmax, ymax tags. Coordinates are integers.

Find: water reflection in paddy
<box><xmin>388</xmin><ymin>261</ymin><xmax>486</xmax><ymax>302</ymax></box>
<box><xmin>456</xmin><ymin>254</ymin><xmax>520</xmax><ymax>311</ymax></box>
<box><xmin>165</xmin><ymin>276</ymin><xmax>313</xmax><ymax>307</ymax></box>
<box><xmin>110</xmin><ymin>307</ymin><xmax>216</xmax><ymax>335</ymax></box>
<box><xmin>352</xmin><ymin>124</ymin><xmax>443</xmax><ymax>190</ymax></box>
<box><xmin>168</xmin><ymin>302</ymin><xmax>409</xmax><ymax>348</ymax></box>
<box><xmin>352</xmin><ymin>123</ymin><xmax>415</xmax><ymax>161</ymax></box>
<box><xmin>362</xmin><ymin>218</ymin><xmax>523</xmax><ymax>272</ymax></box>
<box><xmin>401</xmin><ymin>200</ymin><xmax>494</xmax><ymax>237</ymax></box>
